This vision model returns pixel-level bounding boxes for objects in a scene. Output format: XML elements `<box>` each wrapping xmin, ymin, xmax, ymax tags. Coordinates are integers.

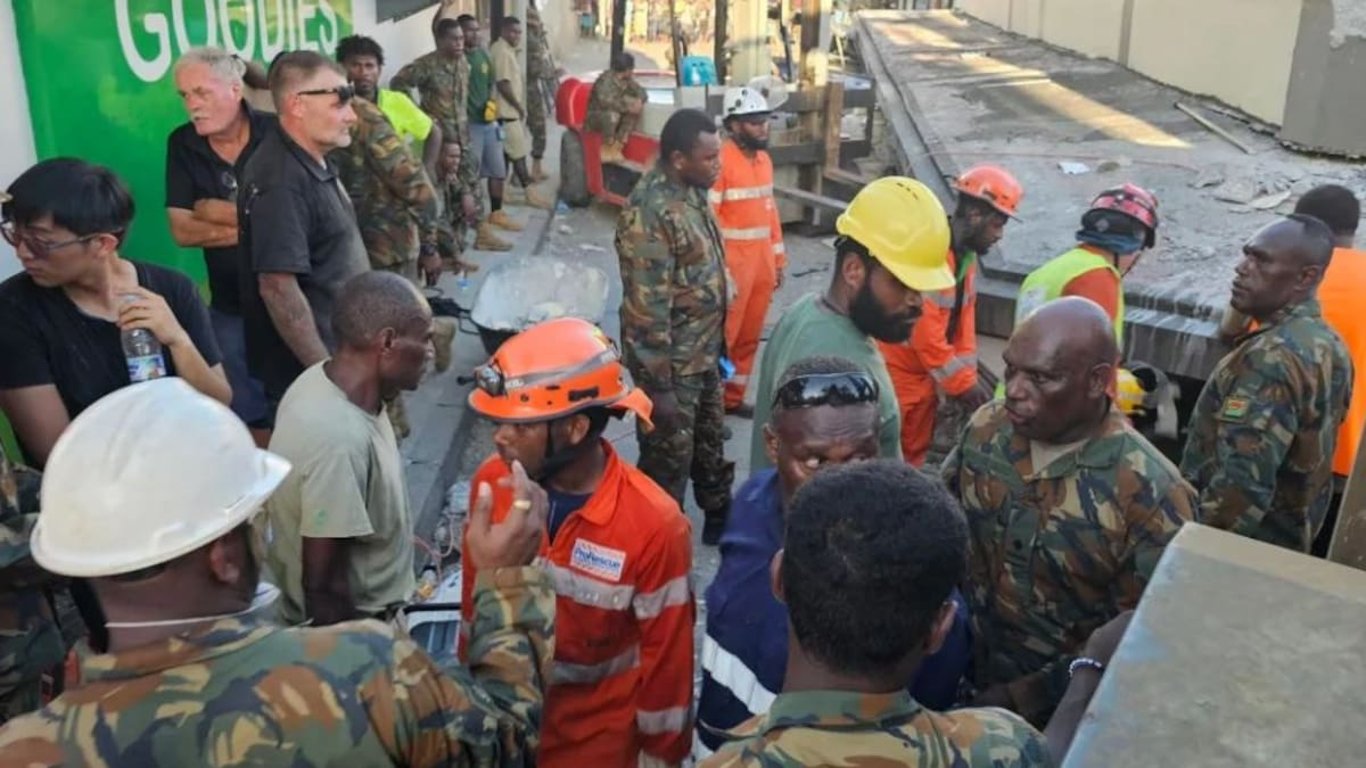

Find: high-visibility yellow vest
<box><xmin>1015</xmin><ymin>247</ymin><xmax>1125</xmax><ymax>344</ymax></box>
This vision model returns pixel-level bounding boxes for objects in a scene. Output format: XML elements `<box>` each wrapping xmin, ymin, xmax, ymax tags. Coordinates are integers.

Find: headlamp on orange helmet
<box><xmin>468</xmin><ymin>317</ymin><xmax>654</xmax><ymax>430</ymax></box>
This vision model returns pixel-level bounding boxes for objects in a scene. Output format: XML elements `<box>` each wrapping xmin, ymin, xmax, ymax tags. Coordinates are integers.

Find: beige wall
<box><xmin>1127</xmin><ymin>0</ymin><xmax>1301</xmax><ymax>123</ymax></box>
<box><xmin>954</xmin><ymin>0</ymin><xmax>1304</xmax><ymax>124</ymax></box>
<box><xmin>1040</xmin><ymin>0</ymin><xmax>1124</xmax><ymax>61</ymax></box>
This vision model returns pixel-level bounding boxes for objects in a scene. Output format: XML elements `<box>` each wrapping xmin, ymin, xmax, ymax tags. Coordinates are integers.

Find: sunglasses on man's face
<box><xmin>773</xmin><ymin>372</ymin><xmax>880</xmax><ymax>410</ymax></box>
<box><xmin>297</xmin><ymin>84</ymin><xmax>355</xmax><ymax>105</ymax></box>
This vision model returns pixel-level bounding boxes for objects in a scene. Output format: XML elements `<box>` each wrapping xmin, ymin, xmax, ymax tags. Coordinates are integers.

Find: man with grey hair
<box><xmin>238</xmin><ymin>51</ymin><xmax>368</xmax><ymax>423</ymax></box>
<box><xmin>264</xmin><ymin>270</ymin><xmax>434</xmax><ymax>626</ymax></box>
<box><xmin>167</xmin><ymin>46</ymin><xmax>276</xmax><ymax>439</ymax></box>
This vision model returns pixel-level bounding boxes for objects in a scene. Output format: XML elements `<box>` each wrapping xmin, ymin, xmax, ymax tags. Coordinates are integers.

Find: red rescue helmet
<box><xmin>955</xmin><ymin>165</ymin><xmax>1024</xmax><ymax>220</ymax></box>
<box><xmin>1087</xmin><ymin>183</ymin><xmax>1160</xmax><ymax>249</ymax></box>
<box><xmin>468</xmin><ymin>317</ymin><xmax>654</xmax><ymax>429</ymax></box>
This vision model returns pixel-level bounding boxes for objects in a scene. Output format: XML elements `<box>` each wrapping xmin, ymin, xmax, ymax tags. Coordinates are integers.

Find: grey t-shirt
<box><xmin>238</xmin><ymin>124</ymin><xmax>368</xmax><ymax>401</ymax></box>
<box><xmin>263</xmin><ymin>363</ymin><xmax>416</xmax><ymax>624</ymax></box>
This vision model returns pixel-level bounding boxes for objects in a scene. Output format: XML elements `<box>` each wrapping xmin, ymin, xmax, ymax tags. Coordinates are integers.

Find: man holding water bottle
<box><xmin>0</xmin><ymin>160</ymin><xmax>228</xmax><ymax>467</ymax></box>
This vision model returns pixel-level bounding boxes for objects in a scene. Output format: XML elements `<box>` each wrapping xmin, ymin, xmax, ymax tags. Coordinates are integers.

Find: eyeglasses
<box><xmin>296</xmin><ymin>84</ymin><xmax>355</xmax><ymax>105</ymax></box>
<box><xmin>773</xmin><ymin>372</ymin><xmax>880</xmax><ymax>410</ymax></box>
<box><xmin>0</xmin><ymin>221</ymin><xmax>109</xmax><ymax>259</ymax></box>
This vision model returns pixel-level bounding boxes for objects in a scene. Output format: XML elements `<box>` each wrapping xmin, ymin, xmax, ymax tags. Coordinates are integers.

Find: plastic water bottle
<box><xmin>120</xmin><ymin>294</ymin><xmax>166</xmax><ymax>382</ymax></box>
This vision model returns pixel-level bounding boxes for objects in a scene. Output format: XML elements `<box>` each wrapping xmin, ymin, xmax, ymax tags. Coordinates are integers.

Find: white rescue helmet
<box><xmin>31</xmin><ymin>378</ymin><xmax>292</xmax><ymax>578</ymax></box>
<box><xmin>723</xmin><ymin>86</ymin><xmax>771</xmax><ymax>119</ymax></box>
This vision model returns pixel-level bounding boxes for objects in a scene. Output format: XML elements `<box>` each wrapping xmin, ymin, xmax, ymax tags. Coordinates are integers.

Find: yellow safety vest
<box><xmin>1015</xmin><ymin>247</ymin><xmax>1125</xmax><ymax>344</ymax></box>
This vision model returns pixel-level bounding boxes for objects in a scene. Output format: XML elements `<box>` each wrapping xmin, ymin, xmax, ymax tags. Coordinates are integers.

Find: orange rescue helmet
<box><xmin>468</xmin><ymin>317</ymin><xmax>654</xmax><ymax>429</ymax></box>
<box><xmin>955</xmin><ymin>164</ymin><xmax>1024</xmax><ymax>220</ymax></box>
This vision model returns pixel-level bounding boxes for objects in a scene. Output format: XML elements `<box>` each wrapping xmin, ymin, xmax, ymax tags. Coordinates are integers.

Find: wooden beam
<box><xmin>768</xmin><ymin>142</ymin><xmax>823</xmax><ymax>165</ymax></box>
<box><xmin>823</xmin><ymin>82</ymin><xmax>845</xmax><ymax>172</ymax></box>
<box><xmin>774</xmin><ymin>184</ymin><xmax>848</xmax><ymax>212</ymax></box>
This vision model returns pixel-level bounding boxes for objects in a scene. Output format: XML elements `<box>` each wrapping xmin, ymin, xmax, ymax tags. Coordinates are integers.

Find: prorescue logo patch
<box><xmin>570</xmin><ymin>539</ymin><xmax>627</xmax><ymax>582</ymax></box>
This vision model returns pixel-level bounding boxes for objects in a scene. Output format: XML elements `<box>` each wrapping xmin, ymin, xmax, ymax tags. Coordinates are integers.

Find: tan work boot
<box><xmin>532</xmin><ymin>158</ymin><xmax>549</xmax><ymax>182</ymax></box>
<box><xmin>520</xmin><ymin>186</ymin><xmax>554</xmax><ymax>210</ymax></box>
<box><xmin>474</xmin><ymin>222</ymin><xmax>513</xmax><ymax>251</ymax></box>
<box><xmin>488</xmin><ymin>210</ymin><xmax>525</xmax><ymax>232</ymax></box>
<box><xmin>432</xmin><ymin>317</ymin><xmax>456</xmax><ymax>373</ymax></box>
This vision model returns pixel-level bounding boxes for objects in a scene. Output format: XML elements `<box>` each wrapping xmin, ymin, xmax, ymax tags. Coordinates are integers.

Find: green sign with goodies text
<box><xmin>11</xmin><ymin>0</ymin><xmax>353</xmax><ymax>285</ymax></box>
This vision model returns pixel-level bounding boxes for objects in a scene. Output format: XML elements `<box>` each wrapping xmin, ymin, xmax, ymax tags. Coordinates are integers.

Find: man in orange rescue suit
<box><xmin>878</xmin><ymin>165</ymin><xmax>1023</xmax><ymax>466</ymax></box>
<box><xmin>712</xmin><ymin>86</ymin><xmax>785</xmax><ymax>416</ymax></box>
<box><xmin>461</xmin><ymin>317</ymin><xmax>695</xmax><ymax>768</ymax></box>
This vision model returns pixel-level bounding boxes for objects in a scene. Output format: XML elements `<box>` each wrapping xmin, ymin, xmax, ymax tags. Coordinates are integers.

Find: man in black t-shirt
<box><xmin>0</xmin><ymin>160</ymin><xmax>226</xmax><ymax>467</ymax></box>
<box><xmin>167</xmin><ymin>46</ymin><xmax>274</xmax><ymax>432</ymax></box>
<box><xmin>238</xmin><ymin>51</ymin><xmax>368</xmax><ymax>410</ymax></box>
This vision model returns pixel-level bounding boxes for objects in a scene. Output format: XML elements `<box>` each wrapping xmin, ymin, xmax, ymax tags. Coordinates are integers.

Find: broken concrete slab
<box><xmin>1064</xmin><ymin>523</ymin><xmax>1366</xmax><ymax>767</ymax></box>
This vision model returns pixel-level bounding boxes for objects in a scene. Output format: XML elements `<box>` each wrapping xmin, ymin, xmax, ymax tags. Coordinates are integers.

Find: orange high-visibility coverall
<box><xmin>711</xmin><ymin>138</ymin><xmax>786</xmax><ymax>409</ymax></box>
<box><xmin>878</xmin><ymin>249</ymin><xmax>978</xmax><ymax>466</ymax></box>
<box><xmin>460</xmin><ymin>443</ymin><xmax>696</xmax><ymax>767</ymax></box>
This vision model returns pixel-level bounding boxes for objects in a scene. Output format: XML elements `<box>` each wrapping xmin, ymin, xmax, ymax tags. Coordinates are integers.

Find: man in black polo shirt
<box><xmin>238</xmin><ymin>51</ymin><xmax>368</xmax><ymax>412</ymax></box>
<box><xmin>167</xmin><ymin>46</ymin><xmax>274</xmax><ymax>435</ymax></box>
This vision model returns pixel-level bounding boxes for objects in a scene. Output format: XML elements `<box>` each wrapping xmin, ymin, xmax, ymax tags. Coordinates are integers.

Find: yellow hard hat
<box><xmin>836</xmin><ymin>177</ymin><xmax>954</xmax><ymax>292</ymax></box>
<box><xmin>1116</xmin><ymin>367</ymin><xmax>1146</xmax><ymax>416</ymax></box>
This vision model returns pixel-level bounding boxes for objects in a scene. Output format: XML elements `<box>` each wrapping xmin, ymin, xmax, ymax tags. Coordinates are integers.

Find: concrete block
<box><xmin>1279</xmin><ymin>0</ymin><xmax>1366</xmax><ymax>157</ymax></box>
<box><xmin>1064</xmin><ymin>523</ymin><xmax>1366</xmax><ymax>767</ymax></box>
<box><xmin>1127</xmin><ymin>0</ymin><xmax>1301</xmax><ymax>125</ymax></box>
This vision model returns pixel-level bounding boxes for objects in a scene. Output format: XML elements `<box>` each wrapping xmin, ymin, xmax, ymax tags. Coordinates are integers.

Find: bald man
<box><xmin>1183</xmin><ymin>216</ymin><xmax>1352</xmax><ymax>553</ymax></box>
<box><xmin>264</xmin><ymin>271</ymin><xmax>436</xmax><ymax>626</ymax></box>
<box><xmin>942</xmin><ymin>296</ymin><xmax>1196</xmax><ymax>726</ymax></box>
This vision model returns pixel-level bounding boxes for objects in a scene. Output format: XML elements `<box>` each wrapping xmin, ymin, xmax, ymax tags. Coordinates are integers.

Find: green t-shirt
<box><xmin>263</xmin><ymin>363</ymin><xmax>416</xmax><ymax>624</ymax></box>
<box><xmin>749</xmin><ymin>293</ymin><xmax>903</xmax><ymax>469</ymax></box>
<box><xmin>466</xmin><ymin>48</ymin><xmax>494</xmax><ymax>124</ymax></box>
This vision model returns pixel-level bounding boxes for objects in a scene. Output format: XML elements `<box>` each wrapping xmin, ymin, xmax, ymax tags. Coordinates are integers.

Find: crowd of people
<box><xmin>0</xmin><ymin>1</ymin><xmax>1363</xmax><ymax>765</ymax></box>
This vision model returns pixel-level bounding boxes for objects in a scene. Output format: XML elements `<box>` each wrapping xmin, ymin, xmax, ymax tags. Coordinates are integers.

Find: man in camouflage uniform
<box><xmin>615</xmin><ymin>108</ymin><xmax>733</xmax><ymax>535</ymax></box>
<box><xmin>331</xmin><ymin>96</ymin><xmax>443</xmax><ymax>439</ymax></box>
<box><xmin>392</xmin><ymin>18</ymin><xmax>511</xmax><ymax>252</ymax></box>
<box><xmin>941</xmin><ymin>297</ymin><xmax>1195</xmax><ymax>726</ymax></box>
<box><xmin>0</xmin><ymin>378</ymin><xmax>555</xmax><ymax>766</ymax></box>
<box><xmin>525</xmin><ymin>3</ymin><xmax>561</xmax><ymax>182</ymax></box>
<box><xmin>702</xmin><ymin>460</ymin><xmax>1120</xmax><ymax>766</ymax></box>
<box><xmin>587</xmin><ymin>52</ymin><xmax>647</xmax><ymax>162</ymax></box>
<box><xmin>1182</xmin><ymin>216</ymin><xmax>1353</xmax><ymax>553</ymax></box>
<box><xmin>0</xmin><ymin>452</ymin><xmax>65</xmax><ymax>725</ymax></box>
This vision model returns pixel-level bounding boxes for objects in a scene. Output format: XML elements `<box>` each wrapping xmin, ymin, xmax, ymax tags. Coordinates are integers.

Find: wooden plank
<box><xmin>823</xmin><ymin>82</ymin><xmax>845</xmax><ymax>173</ymax></box>
<box><xmin>774</xmin><ymin>184</ymin><xmax>848</xmax><ymax>212</ymax></box>
<box><xmin>1327</xmin><ymin>426</ymin><xmax>1366</xmax><ymax>569</ymax></box>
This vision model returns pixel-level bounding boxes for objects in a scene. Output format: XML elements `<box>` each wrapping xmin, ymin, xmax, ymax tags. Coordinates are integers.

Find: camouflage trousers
<box><xmin>527</xmin><ymin>78</ymin><xmax>548</xmax><ymax>159</ymax></box>
<box><xmin>635</xmin><ymin>369</ymin><xmax>735</xmax><ymax>514</ymax></box>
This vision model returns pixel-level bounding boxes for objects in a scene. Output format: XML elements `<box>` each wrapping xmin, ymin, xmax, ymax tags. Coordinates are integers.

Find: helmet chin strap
<box><xmin>532</xmin><ymin>420</ymin><xmax>597</xmax><ymax>484</ymax></box>
<box><xmin>103</xmin><ymin>582</ymin><xmax>281</xmax><ymax>629</ymax></box>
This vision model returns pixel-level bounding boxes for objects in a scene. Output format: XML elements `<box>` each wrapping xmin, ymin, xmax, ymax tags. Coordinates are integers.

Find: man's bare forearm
<box><xmin>168</xmin><ymin>209</ymin><xmax>238</xmax><ymax>248</ymax></box>
<box><xmin>194</xmin><ymin>199</ymin><xmax>238</xmax><ymax>226</ymax></box>
<box><xmin>497</xmin><ymin>81</ymin><xmax>524</xmax><ymax>116</ymax></box>
<box><xmin>259</xmin><ymin>273</ymin><xmax>329</xmax><ymax>366</ymax></box>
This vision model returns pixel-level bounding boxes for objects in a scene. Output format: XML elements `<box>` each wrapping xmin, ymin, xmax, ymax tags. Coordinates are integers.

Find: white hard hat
<box><xmin>723</xmin><ymin>86</ymin><xmax>771</xmax><ymax>119</ymax></box>
<box><xmin>31</xmin><ymin>378</ymin><xmax>292</xmax><ymax>578</ymax></box>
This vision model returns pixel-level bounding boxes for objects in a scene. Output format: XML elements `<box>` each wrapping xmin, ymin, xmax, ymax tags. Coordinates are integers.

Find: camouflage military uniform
<box><xmin>391</xmin><ymin>51</ymin><xmax>480</xmax><ymax>195</ymax></box>
<box><xmin>615</xmin><ymin>168</ymin><xmax>734</xmax><ymax>514</ymax></box>
<box><xmin>942</xmin><ymin>402</ymin><xmax>1195</xmax><ymax>725</ymax></box>
<box><xmin>525</xmin><ymin>7</ymin><xmax>555</xmax><ymax>160</ymax></box>
<box><xmin>586</xmin><ymin>73</ymin><xmax>647</xmax><ymax>143</ymax></box>
<box><xmin>0</xmin><ymin>567</ymin><xmax>555</xmax><ymax>765</ymax></box>
<box><xmin>0</xmin><ymin>455</ymin><xmax>65</xmax><ymax>725</ymax></box>
<box><xmin>333</xmin><ymin>97</ymin><xmax>441</xmax><ymax>276</ymax></box>
<box><xmin>699</xmin><ymin>690</ymin><xmax>1053</xmax><ymax>767</ymax></box>
<box><xmin>1181</xmin><ymin>298</ymin><xmax>1352</xmax><ymax>553</ymax></box>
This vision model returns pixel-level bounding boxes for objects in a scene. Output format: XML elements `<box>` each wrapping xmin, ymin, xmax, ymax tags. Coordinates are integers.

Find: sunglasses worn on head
<box><xmin>297</xmin><ymin>84</ymin><xmax>355</xmax><ymax>105</ymax></box>
<box><xmin>773</xmin><ymin>372</ymin><xmax>880</xmax><ymax>410</ymax></box>
<box><xmin>0</xmin><ymin>221</ymin><xmax>110</xmax><ymax>259</ymax></box>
